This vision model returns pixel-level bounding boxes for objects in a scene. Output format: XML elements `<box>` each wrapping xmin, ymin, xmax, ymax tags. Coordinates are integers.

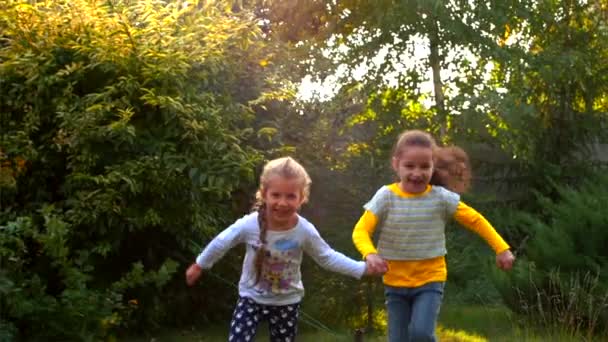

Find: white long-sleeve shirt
<box><xmin>196</xmin><ymin>212</ymin><xmax>366</xmax><ymax>305</ymax></box>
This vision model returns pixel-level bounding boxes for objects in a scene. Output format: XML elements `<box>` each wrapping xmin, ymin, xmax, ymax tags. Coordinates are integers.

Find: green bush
<box><xmin>492</xmin><ymin>172</ymin><xmax>608</xmax><ymax>339</ymax></box>
<box><xmin>0</xmin><ymin>0</ymin><xmax>277</xmax><ymax>339</ymax></box>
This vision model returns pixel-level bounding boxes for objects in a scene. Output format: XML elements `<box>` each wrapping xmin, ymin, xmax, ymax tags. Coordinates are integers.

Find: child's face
<box><xmin>261</xmin><ymin>176</ymin><xmax>305</xmax><ymax>230</ymax></box>
<box><xmin>392</xmin><ymin>146</ymin><xmax>434</xmax><ymax>194</ymax></box>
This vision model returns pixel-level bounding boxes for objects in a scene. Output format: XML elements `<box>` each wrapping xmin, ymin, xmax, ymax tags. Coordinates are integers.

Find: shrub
<box><xmin>0</xmin><ymin>0</ymin><xmax>277</xmax><ymax>338</ymax></box>
<box><xmin>492</xmin><ymin>172</ymin><xmax>608</xmax><ymax>338</ymax></box>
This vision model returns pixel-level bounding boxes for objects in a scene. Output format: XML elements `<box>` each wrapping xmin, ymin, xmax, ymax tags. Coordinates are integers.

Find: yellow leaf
<box><xmin>504</xmin><ymin>24</ymin><xmax>511</xmax><ymax>40</ymax></box>
<box><xmin>499</xmin><ymin>24</ymin><xmax>511</xmax><ymax>47</ymax></box>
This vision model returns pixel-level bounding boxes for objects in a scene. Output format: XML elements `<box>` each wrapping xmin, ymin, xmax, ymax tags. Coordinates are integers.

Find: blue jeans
<box><xmin>385</xmin><ymin>282</ymin><xmax>445</xmax><ymax>342</ymax></box>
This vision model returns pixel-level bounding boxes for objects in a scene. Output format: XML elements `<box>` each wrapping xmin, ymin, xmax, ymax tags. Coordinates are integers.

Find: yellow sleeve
<box><xmin>352</xmin><ymin>210</ymin><xmax>379</xmax><ymax>259</ymax></box>
<box><xmin>453</xmin><ymin>202</ymin><xmax>510</xmax><ymax>254</ymax></box>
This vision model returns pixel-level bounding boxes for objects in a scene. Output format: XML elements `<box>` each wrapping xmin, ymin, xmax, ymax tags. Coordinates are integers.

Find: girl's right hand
<box><xmin>365</xmin><ymin>253</ymin><xmax>388</xmax><ymax>275</ymax></box>
<box><xmin>186</xmin><ymin>263</ymin><xmax>203</xmax><ymax>286</ymax></box>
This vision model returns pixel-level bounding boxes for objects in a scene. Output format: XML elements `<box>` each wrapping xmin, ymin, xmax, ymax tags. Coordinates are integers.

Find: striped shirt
<box><xmin>353</xmin><ymin>183</ymin><xmax>510</xmax><ymax>287</ymax></box>
<box><xmin>364</xmin><ymin>184</ymin><xmax>459</xmax><ymax>260</ymax></box>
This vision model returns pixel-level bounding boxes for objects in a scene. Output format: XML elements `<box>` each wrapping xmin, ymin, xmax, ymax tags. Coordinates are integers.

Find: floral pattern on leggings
<box><xmin>229</xmin><ymin>296</ymin><xmax>300</xmax><ymax>342</ymax></box>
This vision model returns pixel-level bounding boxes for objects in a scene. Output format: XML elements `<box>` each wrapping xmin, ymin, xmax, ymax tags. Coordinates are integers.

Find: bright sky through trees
<box><xmin>297</xmin><ymin>22</ymin><xmax>521</xmax><ymax>107</ymax></box>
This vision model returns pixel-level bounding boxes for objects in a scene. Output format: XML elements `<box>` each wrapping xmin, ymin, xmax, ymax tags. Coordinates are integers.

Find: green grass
<box><xmin>123</xmin><ymin>305</ymin><xmax>606</xmax><ymax>342</ymax></box>
<box><xmin>439</xmin><ymin>305</ymin><xmax>607</xmax><ymax>342</ymax></box>
<box><xmin>439</xmin><ymin>305</ymin><xmax>514</xmax><ymax>339</ymax></box>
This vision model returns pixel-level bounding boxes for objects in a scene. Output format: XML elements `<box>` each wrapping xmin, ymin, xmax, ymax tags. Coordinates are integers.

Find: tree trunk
<box><xmin>428</xmin><ymin>17</ymin><xmax>447</xmax><ymax>139</ymax></box>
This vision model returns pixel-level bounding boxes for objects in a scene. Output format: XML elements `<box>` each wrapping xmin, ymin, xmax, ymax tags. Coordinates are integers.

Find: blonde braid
<box><xmin>253</xmin><ymin>202</ymin><xmax>267</xmax><ymax>284</ymax></box>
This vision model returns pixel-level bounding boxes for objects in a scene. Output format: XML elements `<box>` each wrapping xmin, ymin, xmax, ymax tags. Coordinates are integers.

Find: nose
<box><xmin>278</xmin><ymin>196</ymin><xmax>288</xmax><ymax>206</ymax></box>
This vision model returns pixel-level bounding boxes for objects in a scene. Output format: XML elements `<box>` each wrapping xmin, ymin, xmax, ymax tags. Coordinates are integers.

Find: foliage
<box><xmin>271</xmin><ymin>0</ymin><xmax>608</xmax><ymax>197</ymax></box>
<box><xmin>478</xmin><ymin>0</ymin><xmax>608</xmax><ymax>206</ymax></box>
<box><xmin>0</xmin><ymin>0</ymin><xmax>280</xmax><ymax>339</ymax></box>
<box><xmin>492</xmin><ymin>172</ymin><xmax>608</xmax><ymax>338</ymax></box>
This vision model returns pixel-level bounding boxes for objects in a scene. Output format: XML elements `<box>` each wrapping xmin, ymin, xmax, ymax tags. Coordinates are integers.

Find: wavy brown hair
<box><xmin>430</xmin><ymin>146</ymin><xmax>472</xmax><ymax>194</ymax></box>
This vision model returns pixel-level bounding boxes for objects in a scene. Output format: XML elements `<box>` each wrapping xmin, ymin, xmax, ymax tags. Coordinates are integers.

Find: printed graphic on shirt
<box><xmin>256</xmin><ymin>238</ymin><xmax>300</xmax><ymax>294</ymax></box>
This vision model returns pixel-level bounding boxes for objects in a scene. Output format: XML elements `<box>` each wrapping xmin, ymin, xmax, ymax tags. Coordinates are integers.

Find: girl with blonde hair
<box><xmin>187</xmin><ymin>157</ymin><xmax>382</xmax><ymax>341</ymax></box>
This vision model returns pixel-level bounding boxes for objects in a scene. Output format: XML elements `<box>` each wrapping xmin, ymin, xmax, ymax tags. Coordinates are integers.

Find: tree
<box><xmin>480</xmin><ymin>0</ymin><xmax>608</xmax><ymax>199</ymax></box>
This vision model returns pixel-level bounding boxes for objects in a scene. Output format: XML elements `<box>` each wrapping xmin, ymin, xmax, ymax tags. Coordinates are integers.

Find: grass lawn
<box><xmin>124</xmin><ymin>305</ymin><xmax>605</xmax><ymax>342</ymax></box>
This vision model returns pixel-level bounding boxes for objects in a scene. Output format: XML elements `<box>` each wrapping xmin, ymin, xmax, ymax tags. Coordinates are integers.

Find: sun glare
<box><xmin>296</xmin><ymin>33</ymin><xmax>490</xmax><ymax>110</ymax></box>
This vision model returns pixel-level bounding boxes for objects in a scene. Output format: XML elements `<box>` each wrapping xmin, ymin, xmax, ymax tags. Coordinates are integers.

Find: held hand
<box><xmin>496</xmin><ymin>250</ymin><xmax>515</xmax><ymax>271</ymax></box>
<box><xmin>364</xmin><ymin>253</ymin><xmax>388</xmax><ymax>275</ymax></box>
<box><xmin>186</xmin><ymin>263</ymin><xmax>203</xmax><ymax>286</ymax></box>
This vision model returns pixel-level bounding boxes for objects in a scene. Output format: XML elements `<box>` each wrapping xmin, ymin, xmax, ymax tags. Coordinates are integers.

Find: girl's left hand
<box><xmin>496</xmin><ymin>250</ymin><xmax>515</xmax><ymax>270</ymax></box>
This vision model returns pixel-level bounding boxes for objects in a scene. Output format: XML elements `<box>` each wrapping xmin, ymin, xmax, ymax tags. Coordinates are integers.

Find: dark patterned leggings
<box><xmin>228</xmin><ymin>296</ymin><xmax>300</xmax><ymax>342</ymax></box>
